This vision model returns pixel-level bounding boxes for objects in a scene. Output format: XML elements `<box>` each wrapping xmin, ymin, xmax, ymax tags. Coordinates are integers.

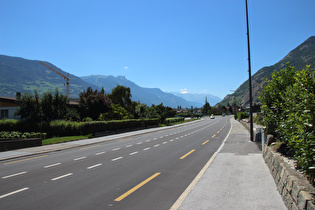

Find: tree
<box><xmin>146</xmin><ymin>103</ymin><xmax>176</xmax><ymax>123</ymax></box>
<box><xmin>109</xmin><ymin>85</ymin><xmax>132</xmax><ymax>113</ymax></box>
<box><xmin>42</xmin><ymin>89</ymin><xmax>69</xmax><ymax>121</ymax></box>
<box><xmin>135</xmin><ymin>103</ymin><xmax>148</xmax><ymax>119</ymax></box>
<box><xmin>15</xmin><ymin>90</ymin><xmax>41</xmax><ymax>123</ymax></box>
<box><xmin>201</xmin><ymin>99</ymin><xmax>212</xmax><ymax>115</ymax></box>
<box><xmin>16</xmin><ymin>89</ymin><xmax>69</xmax><ymax>122</ymax></box>
<box><xmin>99</xmin><ymin>104</ymin><xmax>133</xmax><ymax>120</ymax></box>
<box><xmin>79</xmin><ymin>87</ymin><xmax>111</xmax><ymax>120</ymax></box>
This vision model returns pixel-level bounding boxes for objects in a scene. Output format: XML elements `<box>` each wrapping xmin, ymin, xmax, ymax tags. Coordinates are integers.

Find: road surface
<box><xmin>0</xmin><ymin>116</ymin><xmax>231</xmax><ymax>210</ymax></box>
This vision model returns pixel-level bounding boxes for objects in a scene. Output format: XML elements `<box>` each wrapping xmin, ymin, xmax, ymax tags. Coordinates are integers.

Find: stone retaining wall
<box><xmin>263</xmin><ymin>146</ymin><xmax>315</xmax><ymax>210</ymax></box>
<box><xmin>0</xmin><ymin>138</ymin><xmax>42</xmax><ymax>151</ymax></box>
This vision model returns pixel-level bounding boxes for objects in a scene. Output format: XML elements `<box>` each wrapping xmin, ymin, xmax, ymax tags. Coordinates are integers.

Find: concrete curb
<box><xmin>263</xmin><ymin>146</ymin><xmax>315</xmax><ymax>210</ymax></box>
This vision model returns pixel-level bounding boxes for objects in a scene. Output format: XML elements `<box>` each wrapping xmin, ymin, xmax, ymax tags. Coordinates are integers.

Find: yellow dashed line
<box><xmin>212</xmin><ymin>134</ymin><xmax>216</xmax><ymax>138</ymax></box>
<box><xmin>202</xmin><ymin>140</ymin><xmax>209</xmax><ymax>145</ymax></box>
<box><xmin>114</xmin><ymin>172</ymin><xmax>161</xmax><ymax>201</ymax></box>
<box><xmin>4</xmin><ymin>155</ymin><xmax>48</xmax><ymax>165</ymax></box>
<box><xmin>180</xmin><ymin>150</ymin><xmax>195</xmax><ymax>159</ymax></box>
<box><xmin>79</xmin><ymin>145</ymin><xmax>101</xmax><ymax>150</ymax></box>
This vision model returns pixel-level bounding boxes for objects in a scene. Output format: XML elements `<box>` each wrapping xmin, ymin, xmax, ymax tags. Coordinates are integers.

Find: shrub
<box><xmin>165</xmin><ymin>117</ymin><xmax>185</xmax><ymax>124</ymax></box>
<box><xmin>234</xmin><ymin>112</ymin><xmax>249</xmax><ymax>120</ymax></box>
<box><xmin>259</xmin><ymin>64</ymin><xmax>315</xmax><ymax>175</ymax></box>
<box><xmin>0</xmin><ymin>119</ymin><xmax>20</xmax><ymax>131</ymax></box>
<box><xmin>0</xmin><ymin>131</ymin><xmax>46</xmax><ymax>139</ymax></box>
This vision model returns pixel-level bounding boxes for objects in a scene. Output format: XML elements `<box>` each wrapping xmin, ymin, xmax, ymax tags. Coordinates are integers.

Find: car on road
<box><xmin>210</xmin><ymin>114</ymin><xmax>215</xmax><ymax>119</ymax></box>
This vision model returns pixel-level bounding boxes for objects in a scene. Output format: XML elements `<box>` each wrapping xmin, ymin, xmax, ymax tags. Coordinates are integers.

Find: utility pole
<box><xmin>245</xmin><ymin>0</ymin><xmax>254</xmax><ymax>141</ymax></box>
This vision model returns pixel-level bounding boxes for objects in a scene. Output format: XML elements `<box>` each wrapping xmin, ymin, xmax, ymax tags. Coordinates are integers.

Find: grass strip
<box><xmin>42</xmin><ymin>134</ymin><xmax>93</xmax><ymax>145</ymax></box>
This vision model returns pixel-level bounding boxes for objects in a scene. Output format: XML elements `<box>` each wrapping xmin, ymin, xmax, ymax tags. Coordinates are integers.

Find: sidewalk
<box><xmin>175</xmin><ymin>119</ymin><xmax>287</xmax><ymax>210</ymax></box>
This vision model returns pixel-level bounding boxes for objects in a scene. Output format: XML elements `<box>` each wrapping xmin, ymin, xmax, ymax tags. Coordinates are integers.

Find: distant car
<box><xmin>210</xmin><ymin>115</ymin><xmax>215</xmax><ymax>119</ymax></box>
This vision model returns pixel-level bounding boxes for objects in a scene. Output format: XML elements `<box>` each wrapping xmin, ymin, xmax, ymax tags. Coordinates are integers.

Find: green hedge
<box><xmin>165</xmin><ymin>117</ymin><xmax>185</xmax><ymax>124</ymax></box>
<box><xmin>0</xmin><ymin>119</ymin><xmax>160</xmax><ymax>137</ymax></box>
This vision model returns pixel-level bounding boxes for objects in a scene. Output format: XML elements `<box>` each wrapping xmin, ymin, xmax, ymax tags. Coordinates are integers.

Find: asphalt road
<box><xmin>0</xmin><ymin>116</ymin><xmax>231</xmax><ymax>210</ymax></box>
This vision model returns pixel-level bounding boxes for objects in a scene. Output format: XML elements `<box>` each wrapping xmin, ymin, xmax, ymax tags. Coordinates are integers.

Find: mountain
<box><xmin>0</xmin><ymin>55</ymin><xmax>99</xmax><ymax>98</ymax></box>
<box><xmin>170</xmin><ymin>92</ymin><xmax>221</xmax><ymax>107</ymax></box>
<box><xmin>81</xmin><ymin>75</ymin><xmax>201</xmax><ymax>108</ymax></box>
<box><xmin>0</xmin><ymin>55</ymin><xmax>203</xmax><ymax>108</ymax></box>
<box><xmin>219</xmin><ymin>36</ymin><xmax>315</xmax><ymax>106</ymax></box>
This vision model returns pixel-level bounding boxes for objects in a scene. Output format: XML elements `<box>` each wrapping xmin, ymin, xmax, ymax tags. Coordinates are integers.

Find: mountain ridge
<box><xmin>80</xmin><ymin>75</ymin><xmax>203</xmax><ymax>108</ymax></box>
<box><xmin>0</xmin><ymin>55</ymin><xmax>217</xmax><ymax>108</ymax></box>
<box><xmin>219</xmin><ymin>36</ymin><xmax>315</xmax><ymax>106</ymax></box>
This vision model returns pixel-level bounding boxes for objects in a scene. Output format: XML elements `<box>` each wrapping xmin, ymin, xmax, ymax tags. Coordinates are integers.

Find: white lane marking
<box><xmin>154</xmin><ymin>144</ymin><xmax>160</xmax><ymax>147</ymax></box>
<box><xmin>170</xmin><ymin>139</ymin><xmax>174</xmax><ymax>142</ymax></box>
<box><xmin>180</xmin><ymin>136</ymin><xmax>184</xmax><ymax>138</ymax></box>
<box><xmin>159</xmin><ymin>136</ymin><xmax>163</xmax><ymax>139</ymax></box>
<box><xmin>129</xmin><ymin>152</ymin><xmax>138</xmax><ymax>156</ymax></box>
<box><xmin>126</xmin><ymin>145</ymin><xmax>132</xmax><ymax>148</ymax></box>
<box><xmin>143</xmin><ymin>147</ymin><xmax>150</xmax><ymax>151</ymax></box>
<box><xmin>87</xmin><ymin>163</ymin><xmax>102</xmax><ymax>169</ymax></box>
<box><xmin>153</xmin><ymin>138</ymin><xmax>158</xmax><ymax>140</ymax></box>
<box><xmin>145</xmin><ymin>140</ymin><xmax>151</xmax><ymax>142</ymax></box>
<box><xmin>162</xmin><ymin>142</ymin><xmax>167</xmax><ymax>144</ymax></box>
<box><xmin>165</xmin><ymin>135</ymin><xmax>169</xmax><ymax>137</ymax></box>
<box><xmin>74</xmin><ymin>156</ymin><xmax>86</xmax><ymax>161</ymax></box>
<box><xmin>51</xmin><ymin>173</ymin><xmax>73</xmax><ymax>181</ymax></box>
<box><xmin>0</xmin><ymin>187</ymin><xmax>29</xmax><ymax>199</ymax></box>
<box><xmin>136</xmin><ymin>142</ymin><xmax>143</xmax><ymax>145</ymax></box>
<box><xmin>112</xmin><ymin>148</ymin><xmax>121</xmax><ymax>151</ymax></box>
<box><xmin>175</xmin><ymin>137</ymin><xmax>179</xmax><ymax>140</ymax></box>
<box><xmin>2</xmin><ymin>171</ymin><xmax>27</xmax><ymax>179</ymax></box>
<box><xmin>44</xmin><ymin>163</ymin><xmax>61</xmax><ymax>168</ymax></box>
<box><xmin>95</xmin><ymin>152</ymin><xmax>105</xmax><ymax>155</ymax></box>
<box><xmin>112</xmin><ymin>157</ymin><xmax>123</xmax><ymax>161</ymax></box>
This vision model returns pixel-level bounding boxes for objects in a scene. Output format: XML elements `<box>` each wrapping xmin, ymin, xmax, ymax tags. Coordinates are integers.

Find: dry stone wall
<box><xmin>263</xmin><ymin>146</ymin><xmax>315</xmax><ymax>210</ymax></box>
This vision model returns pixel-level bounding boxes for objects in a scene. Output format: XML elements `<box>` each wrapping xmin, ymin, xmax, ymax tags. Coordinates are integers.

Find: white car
<box><xmin>210</xmin><ymin>115</ymin><xmax>215</xmax><ymax>119</ymax></box>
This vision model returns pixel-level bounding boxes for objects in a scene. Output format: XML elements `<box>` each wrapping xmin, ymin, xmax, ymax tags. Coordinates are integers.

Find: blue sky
<box><xmin>1</xmin><ymin>0</ymin><xmax>314</xmax><ymax>99</ymax></box>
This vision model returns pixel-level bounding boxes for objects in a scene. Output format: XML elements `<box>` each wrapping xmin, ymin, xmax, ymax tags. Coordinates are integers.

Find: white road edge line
<box><xmin>44</xmin><ymin>163</ymin><xmax>61</xmax><ymax>168</ymax></box>
<box><xmin>51</xmin><ymin>173</ymin><xmax>73</xmax><ymax>181</ymax></box>
<box><xmin>87</xmin><ymin>163</ymin><xmax>102</xmax><ymax>169</ymax></box>
<box><xmin>2</xmin><ymin>171</ymin><xmax>27</xmax><ymax>179</ymax></box>
<box><xmin>0</xmin><ymin>187</ymin><xmax>29</xmax><ymax>199</ymax></box>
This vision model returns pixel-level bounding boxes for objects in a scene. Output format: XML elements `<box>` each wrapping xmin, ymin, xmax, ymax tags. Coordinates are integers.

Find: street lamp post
<box><xmin>245</xmin><ymin>0</ymin><xmax>254</xmax><ymax>142</ymax></box>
